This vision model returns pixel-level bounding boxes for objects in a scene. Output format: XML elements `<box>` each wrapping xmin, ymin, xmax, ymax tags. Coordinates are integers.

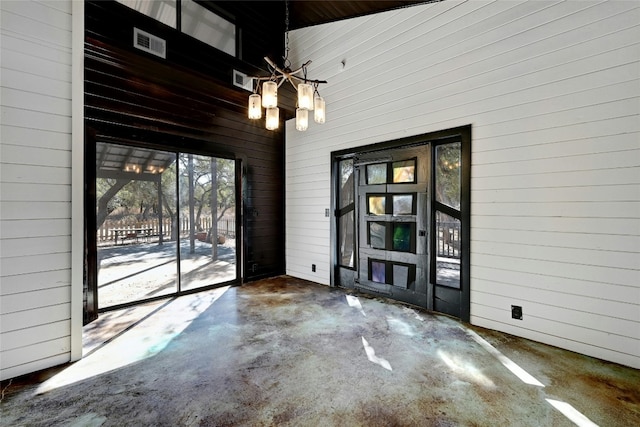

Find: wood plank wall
<box><xmin>1</xmin><ymin>0</ymin><xmax>287</xmax><ymax>381</ymax></box>
<box><xmin>85</xmin><ymin>1</ymin><xmax>285</xmax><ymax>282</ymax></box>
<box><xmin>1</xmin><ymin>0</ymin><xmax>74</xmax><ymax>381</ymax></box>
<box><xmin>285</xmin><ymin>1</ymin><xmax>640</xmax><ymax>368</ymax></box>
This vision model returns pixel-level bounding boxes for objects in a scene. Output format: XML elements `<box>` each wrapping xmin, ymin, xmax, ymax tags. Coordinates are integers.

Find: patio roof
<box><xmin>96</xmin><ymin>141</ymin><xmax>176</xmax><ymax>182</ymax></box>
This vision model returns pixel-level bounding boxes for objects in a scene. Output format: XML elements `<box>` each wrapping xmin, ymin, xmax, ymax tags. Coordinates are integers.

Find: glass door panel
<box><xmin>435</xmin><ymin>211</ymin><xmax>461</xmax><ymax>288</ymax></box>
<box><xmin>179</xmin><ymin>154</ymin><xmax>236</xmax><ymax>291</ymax></box>
<box><xmin>432</xmin><ymin>140</ymin><xmax>465</xmax><ymax>318</ymax></box>
<box><xmin>338</xmin><ymin>159</ymin><xmax>355</xmax><ymax>268</ymax></box>
<box><xmin>435</xmin><ymin>142</ymin><xmax>461</xmax><ymax>209</ymax></box>
<box><xmin>96</xmin><ymin>143</ymin><xmax>178</xmax><ymax>309</ymax></box>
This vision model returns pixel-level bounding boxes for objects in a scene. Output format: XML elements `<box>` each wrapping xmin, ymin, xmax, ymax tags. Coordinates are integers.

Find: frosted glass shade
<box><xmin>265</xmin><ymin>107</ymin><xmax>279</xmax><ymax>130</ymax></box>
<box><xmin>295</xmin><ymin>108</ymin><xmax>308</xmax><ymax>131</ymax></box>
<box><xmin>314</xmin><ymin>95</ymin><xmax>325</xmax><ymax>124</ymax></box>
<box><xmin>297</xmin><ymin>83</ymin><xmax>313</xmax><ymax>110</ymax></box>
<box><xmin>262</xmin><ymin>81</ymin><xmax>278</xmax><ymax>108</ymax></box>
<box><xmin>248</xmin><ymin>94</ymin><xmax>262</xmax><ymax>119</ymax></box>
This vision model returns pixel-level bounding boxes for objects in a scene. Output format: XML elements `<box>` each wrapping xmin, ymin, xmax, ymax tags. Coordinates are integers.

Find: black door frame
<box><xmin>84</xmin><ymin>127</ymin><xmax>243</xmax><ymax>323</ymax></box>
<box><xmin>330</xmin><ymin>125</ymin><xmax>471</xmax><ymax>321</ymax></box>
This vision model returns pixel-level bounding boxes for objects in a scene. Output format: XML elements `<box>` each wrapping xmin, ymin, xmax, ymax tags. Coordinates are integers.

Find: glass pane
<box><xmin>96</xmin><ymin>143</ymin><xmax>178</xmax><ymax>309</ymax></box>
<box><xmin>369</xmin><ymin>222</ymin><xmax>386</xmax><ymax>249</ymax></box>
<box><xmin>371</xmin><ymin>260</ymin><xmax>386</xmax><ymax>284</ymax></box>
<box><xmin>339</xmin><ymin>211</ymin><xmax>355</xmax><ymax>268</ymax></box>
<box><xmin>181</xmin><ymin>0</ymin><xmax>236</xmax><ymax>56</ymax></box>
<box><xmin>436</xmin><ymin>211</ymin><xmax>461</xmax><ymax>288</ymax></box>
<box><xmin>117</xmin><ymin>0</ymin><xmax>177</xmax><ymax>29</ymax></box>
<box><xmin>368</xmin><ymin>195</ymin><xmax>386</xmax><ymax>215</ymax></box>
<box><xmin>179</xmin><ymin>155</ymin><xmax>237</xmax><ymax>292</ymax></box>
<box><xmin>393</xmin><ymin>159</ymin><xmax>415</xmax><ymax>183</ymax></box>
<box><xmin>339</xmin><ymin>159</ymin><xmax>354</xmax><ymax>209</ymax></box>
<box><xmin>393</xmin><ymin>223</ymin><xmax>412</xmax><ymax>252</ymax></box>
<box><xmin>393</xmin><ymin>264</ymin><xmax>410</xmax><ymax>289</ymax></box>
<box><xmin>435</xmin><ymin>142</ymin><xmax>461</xmax><ymax>209</ymax></box>
<box><xmin>393</xmin><ymin>194</ymin><xmax>413</xmax><ymax>216</ymax></box>
<box><xmin>367</xmin><ymin>163</ymin><xmax>387</xmax><ymax>184</ymax></box>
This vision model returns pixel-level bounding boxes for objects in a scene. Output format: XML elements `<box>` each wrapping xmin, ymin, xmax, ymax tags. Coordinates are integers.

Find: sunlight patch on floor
<box><xmin>37</xmin><ymin>286</ymin><xmax>230</xmax><ymax>394</ymax></box>
<box><xmin>464</xmin><ymin>328</ymin><xmax>545</xmax><ymax>387</ymax></box>
<box><xmin>437</xmin><ymin>349</ymin><xmax>495</xmax><ymax>388</ymax></box>
<box><xmin>546</xmin><ymin>399</ymin><xmax>600</xmax><ymax>427</ymax></box>
<box><xmin>386</xmin><ymin>316</ymin><xmax>416</xmax><ymax>337</ymax></box>
<box><xmin>346</xmin><ymin>295</ymin><xmax>366</xmax><ymax>317</ymax></box>
<box><xmin>361</xmin><ymin>336</ymin><xmax>392</xmax><ymax>371</ymax></box>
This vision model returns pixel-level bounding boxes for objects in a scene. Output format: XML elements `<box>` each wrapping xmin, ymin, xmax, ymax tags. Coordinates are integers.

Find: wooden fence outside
<box><xmin>437</xmin><ymin>220</ymin><xmax>461</xmax><ymax>259</ymax></box>
<box><xmin>98</xmin><ymin>215</ymin><xmax>236</xmax><ymax>243</ymax></box>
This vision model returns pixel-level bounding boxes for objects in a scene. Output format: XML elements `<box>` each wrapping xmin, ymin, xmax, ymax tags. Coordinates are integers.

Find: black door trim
<box><xmin>330</xmin><ymin>125</ymin><xmax>471</xmax><ymax>321</ymax></box>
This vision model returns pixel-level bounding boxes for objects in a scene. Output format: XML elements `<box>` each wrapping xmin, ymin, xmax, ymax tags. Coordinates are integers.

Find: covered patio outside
<box><xmin>93</xmin><ymin>142</ymin><xmax>237</xmax><ymax>311</ymax></box>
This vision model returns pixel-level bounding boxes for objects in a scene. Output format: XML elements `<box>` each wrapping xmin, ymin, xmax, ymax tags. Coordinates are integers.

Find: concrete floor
<box><xmin>1</xmin><ymin>276</ymin><xmax>638</xmax><ymax>426</ymax></box>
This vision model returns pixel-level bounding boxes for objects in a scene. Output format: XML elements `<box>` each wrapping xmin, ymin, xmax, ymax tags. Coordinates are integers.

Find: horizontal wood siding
<box><xmin>285</xmin><ymin>1</ymin><xmax>640</xmax><ymax>368</ymax></box>
<box><xmin>0</xmin><ymin>0</ymin><xmax>73</xmax><ymax>380</ymax></box>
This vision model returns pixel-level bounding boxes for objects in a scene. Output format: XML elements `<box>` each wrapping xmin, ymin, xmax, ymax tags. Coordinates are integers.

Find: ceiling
<box><xmin>208</xmin><ymin>1</ymin><xmax>436</xmax><ymax>31</ymax></box>
<box><xmin>286</xmin><ymin>1</ymin><xmax>436</xmax><ymax>30</ymax></box>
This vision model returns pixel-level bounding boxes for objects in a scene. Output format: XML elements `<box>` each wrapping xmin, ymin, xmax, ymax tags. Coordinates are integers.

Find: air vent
<box><xmin>133</xmin><ymin>28</ymin><xmax>166</xmax><ymax>59</ymax></box>
<box><xmin>233</xmin><ymin>70</ymin><xmax>254</xmax><ymax>92</ymax></box>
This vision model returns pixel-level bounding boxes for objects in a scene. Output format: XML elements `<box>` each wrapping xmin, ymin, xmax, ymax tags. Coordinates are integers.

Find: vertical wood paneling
<box><xmin>285</xmin><ymin>1</ymin><xmax>640</xmax><ymax>368</ymax></box>
<box><xmin>0</xmin><ymin>0</ymin><xmax>74</xmax><ymax>381</ymax></box>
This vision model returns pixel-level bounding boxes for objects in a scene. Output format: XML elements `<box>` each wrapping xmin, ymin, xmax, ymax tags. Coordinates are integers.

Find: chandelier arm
<box><xmin>289</xmin><ymin>75</ymin><xmax>328</xmax><ymax>85</ymax></box>
<box><xmin>251</xmin><ymin>76</ymin><xmax>272</xmax><ymax>82</ymax></box>
<box><xmin>287</xmin><ymin>62</ymin><xmax>313</xmax><ymax>81</ymax></box>
<box><xmin>265</xmin><ymin>57</ymin><xmax>312</xmax><ymax>77</ymax></box>
<box><xmin>289</xmin><ymin>60</ymin><xmax>312</xmax><ymax>76</ymax></box>
<box><xmin>287</xmin><ymin>76</ymin><xmax>298</xmax><ymax>90</ymax></box>
<box><xmin>264</xmin><ymin>57</ymin><xmax>288</xmax><ymax>76</ymax></box>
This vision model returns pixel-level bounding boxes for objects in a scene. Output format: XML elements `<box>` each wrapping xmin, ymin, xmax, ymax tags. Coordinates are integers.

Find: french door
<box><xmin>331</xmin><ymin>127</ymin><xmax>471</xmax><ymax>321</ymax></box>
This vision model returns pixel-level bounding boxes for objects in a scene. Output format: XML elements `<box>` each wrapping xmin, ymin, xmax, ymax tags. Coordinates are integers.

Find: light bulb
<box><xmin>314</xmin><ymin>95</ymin><xmax>325</xmax><ymax>124</ymax></box>
<box><xmin>248</xmin><ymin>94</ymin><xmax>262</xmax><ymax>119</ymax></box>
<box><xmin>262</xmin><ymin>81</ymin><xmax>277</xmax><ymax>108</ymax></box>
<box><xmin>296</xmin><ymin>108</ymin><xmax>308</xmax><ymax>131</ymax></box>
<box><xmin>266</xmin><ymin>107</ymin><xmax>279</xmax><ymax>130</ymax></box>
<box><xmin>297</xmin><ymin>83</ymin><xmax>313</xmax><ymax>110</ymax></box>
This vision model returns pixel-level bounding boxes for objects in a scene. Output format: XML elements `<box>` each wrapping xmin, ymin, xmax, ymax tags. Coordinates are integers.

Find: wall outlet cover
<box><xmin>511</xmin><ymin>305</ymin><xmax>523</xmax><ymax>320</ymax></box>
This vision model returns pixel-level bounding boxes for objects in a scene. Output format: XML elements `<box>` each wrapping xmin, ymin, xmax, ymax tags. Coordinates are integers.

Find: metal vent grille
<box><xmin>133</xmin><ymin>27</ymin><xmax>166</xmax><ymax>59</ymax></box>
<box><xmin>233</xmin><ymin>70</ymin><xmax>253</xmax><ymax>92</ymax></box>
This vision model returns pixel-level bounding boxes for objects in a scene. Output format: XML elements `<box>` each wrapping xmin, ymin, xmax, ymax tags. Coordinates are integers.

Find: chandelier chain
<box><xmin>283</xmin><ymin>0</ymin><xmax>291</xmax><ymax>69</ymax></box>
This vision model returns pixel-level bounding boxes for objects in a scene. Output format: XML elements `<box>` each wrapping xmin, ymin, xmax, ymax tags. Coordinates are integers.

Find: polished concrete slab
<box><xmin>1</xmin><ymin>276</ymin><xmax>639</xmax><ymax>426</ymax></box>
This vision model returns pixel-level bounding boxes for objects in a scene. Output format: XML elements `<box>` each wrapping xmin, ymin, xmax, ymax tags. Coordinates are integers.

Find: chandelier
<box><xmin>248</xmin><ymin>1</ymin><xmax>327</xmax><ymax>131</ymax></box>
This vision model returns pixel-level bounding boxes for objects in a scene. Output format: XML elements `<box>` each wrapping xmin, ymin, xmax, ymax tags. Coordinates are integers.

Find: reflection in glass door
<box><xmin>95</xmin><ymin>143</ymin><xmax>237</xmax><ymax>310</ymax></box>
<box><xmin>96</xmin><ymin>143</ymin><xmax>178</xmax><ymax>309</ymax></box>
<box><xmin>179</xmin><ymin>154</ymin><xmax>236</xmax><ymax>292</ymax></box>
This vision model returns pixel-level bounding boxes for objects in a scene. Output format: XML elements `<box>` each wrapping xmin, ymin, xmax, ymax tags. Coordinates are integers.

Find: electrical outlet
<box><xmin>511</xmin><ymin>305</ymin><xmax>523</xmax><ymax>320</ymax></box>
<box><xmin>312</xmin><ymin>264</ymin><xmax>316</xmax><ymax>272</ymax></box>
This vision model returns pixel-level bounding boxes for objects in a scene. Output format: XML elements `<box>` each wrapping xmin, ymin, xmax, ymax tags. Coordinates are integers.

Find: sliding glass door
<box><xmin>179</xmin><ymin>153</ymin><xmax>236</xmax><ymax>292</ymax></box>
<box><xmin>95</xmin><ymin>142</ymin><xmax>237</xmax><ymax>310</ymax></box>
